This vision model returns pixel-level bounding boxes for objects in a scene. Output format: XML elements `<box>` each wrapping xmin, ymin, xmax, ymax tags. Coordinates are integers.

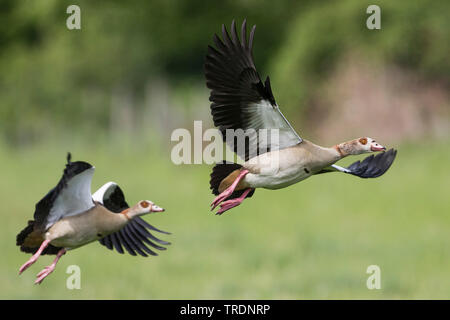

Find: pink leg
<box><xmin>35</xmin><ymin>248</ymin><xmax>66</xmax><ymax>285</ymax></box>
<box><xmin>211</xmin><ymin>169</ymin><xmax>249</xmax><ymax>210</ymax></box>
<box><xmin>216</xmin><ymin>188</ymin><xmax>253</xmax><ymax>215</ymax></box>
<box><xmin>19</xmin><ymin>239</ymin><xmax>50</xmax><ymax>275</ymax></box>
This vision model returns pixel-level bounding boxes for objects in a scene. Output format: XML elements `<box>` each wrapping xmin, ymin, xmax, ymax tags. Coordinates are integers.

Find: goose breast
<box><xmin>243</xmin><ymin>146</ymin><xmax>315</xmax><ymax>189</ymax></box>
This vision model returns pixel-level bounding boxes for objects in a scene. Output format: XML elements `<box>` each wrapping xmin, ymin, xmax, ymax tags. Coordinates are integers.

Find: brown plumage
<box><xmin>17</xmin><ymin>221</ymin><xmax>61</xmax><ymax>255</ymax></box>
<box><xmin>218</xmin><ymin>169</ymin><xmax>249</xmax><ymax>193</ymax></box>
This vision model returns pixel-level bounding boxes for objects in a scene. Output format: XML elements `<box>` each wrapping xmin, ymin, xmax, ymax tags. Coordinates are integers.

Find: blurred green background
<box><xmin>1</xmin><ymin>0</ymin><xmax>449</xmax><ymax>299</ymax></box>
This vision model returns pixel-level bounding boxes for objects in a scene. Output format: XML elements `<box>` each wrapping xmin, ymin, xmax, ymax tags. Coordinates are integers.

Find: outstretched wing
<box><xmin>93</xmin><ymin>182</ymin><xmax>170</xmax><ymax>257</ymax></box>
<box><xmin>34</xmin><ymin>153</ymin><xmax>95</xmax><ymax>231</ymax></box>
<box><xmin>318</xmin><ymin>149</ymin><xmax>397</xmax><ymax>178</ymax></box>
<box><xmin>205</xmin><ymin>19</ymin><xmax>302</xmax><ymax>161</ymax></box>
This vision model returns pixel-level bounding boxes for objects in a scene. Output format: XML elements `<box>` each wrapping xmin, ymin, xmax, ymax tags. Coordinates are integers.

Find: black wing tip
<box><xmin>65</xmin><ymin>152</ymin><xmax>94</xmax><ymax>170</ymax></box>
<box><xmin>64</xmin><ymin>162</ymin><xmax>93</xmax><ymax>179</ymax></box>
<box><xmin>135</xmin><ymin>216</ymin><xmax>171</xmax><ymax>235</ymax></box>
<box><xmin>98</xmin><ymin>218</ymin><xmax>171</xmax><ymax>257</ymax></box>
<box><xmin>221</xmin><ymin>23</ymin><xmax>227</xmax><ymax>36</ymax></box>
<box><xmin>64</xmin><ymin>152</ymin><xmax>93</xmax><ymax>171</ymax></box>
<box><xmin>347</xmin><ymin>148</ymin><xmax>397</xmax><ymax>178</ymax></box>
<box><xmin>213</xmin><ymin>19</ymin><xmax>255</xmax><ymax>48</ymax></box>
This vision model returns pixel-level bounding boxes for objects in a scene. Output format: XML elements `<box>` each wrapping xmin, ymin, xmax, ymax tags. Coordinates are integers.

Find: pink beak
<box><xmin>371</xmin><ymin>144</ymin><xmax>386</xmax><ymax>152</ymax></box>
<box><xmin>151</xmin><ymin>204</ymin><xmax>165</xmax><ymax>212</ymax></box>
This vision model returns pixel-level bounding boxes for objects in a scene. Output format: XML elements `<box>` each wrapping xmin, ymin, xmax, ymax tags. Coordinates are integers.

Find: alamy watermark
<box><xmin>66</xmin><ymin>265</ymin><xmax>81</xmax><ymax>289</ymax></box>
<box><xmin>366</xmin><ymin>265</ymin><xmax>381</xmax><ymax>289</ymax></box>
<box><xmin>366</xmin><ymin>5</ymin><xmax>381</xmax><ymax>30</ymax></box>
<box><xmin>66</xmin><ymin>5</ymin><xmax>81</xmax><ymax>30</ymax></box>
<box><xmin>171</xmin><ymin>121</ymin><xmax>280</xmax><ymax>169</ymax></box>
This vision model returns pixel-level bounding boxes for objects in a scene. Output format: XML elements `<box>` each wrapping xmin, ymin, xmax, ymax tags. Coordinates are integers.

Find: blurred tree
<box><xmin>0</xmin><ymin>0</ymin><xmax>447</xmax><ymax>146</ymax></box>
<box><xmin>0</xmin><ymin>0</ymin><xmax>302</xmax><ymax>145</ymax></box>
<box><xmin>271</xmin><ymin>0</ymin><xmax>449</xmax><ymax>116</ymax></box>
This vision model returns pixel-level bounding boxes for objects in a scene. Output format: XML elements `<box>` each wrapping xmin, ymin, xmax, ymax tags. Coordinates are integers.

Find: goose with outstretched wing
<box><xmin>205</xmin><ymin>20</ymin><xmax>397</xmax><ymax>215</ymax></box>
<box><xmin>92</xmin><ymin>182</ymin><xmax>170</xmax><ymax>257</ymax></box>
<box><xmin>16</xmin><ymin>153</ymin><xmax>169</xmax><ymax>284</ymax></box>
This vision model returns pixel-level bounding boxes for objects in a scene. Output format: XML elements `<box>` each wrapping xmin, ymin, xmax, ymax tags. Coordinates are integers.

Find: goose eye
<box><xmin>359</xmin><ymin>138</ymin><xmax>367</xmax><ymax>145</ymax></box>
<box><xmin>140</xmin><ymin>201</ymin><xmax>150</xmax><ymax>208</ymax></box>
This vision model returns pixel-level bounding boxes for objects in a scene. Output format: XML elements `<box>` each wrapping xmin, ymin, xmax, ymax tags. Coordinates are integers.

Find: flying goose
<box><xmin>16</xmin><ymin>153</ymin><xmax>170</xmax><ymax>284</ymax></box>
<box><xmin>205</xmin><ymin>20</ymin><xmax>397</xmax><ymax>215</ymax></box>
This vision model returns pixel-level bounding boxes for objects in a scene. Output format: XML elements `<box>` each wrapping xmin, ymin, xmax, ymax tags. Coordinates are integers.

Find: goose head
<box><xmin>358</xmin><ymin>137</ymin><xmax>386</xmax><ymax>153</ymax></box>
<box><xmin>123</xmin><ymin>200</ymin><xmax>165</xmax><ymax>219</ymax></box>
<box><xmin>338</xmin><ymin>137</ymin><xmax>386</xmax><ymax>156</ymax></box>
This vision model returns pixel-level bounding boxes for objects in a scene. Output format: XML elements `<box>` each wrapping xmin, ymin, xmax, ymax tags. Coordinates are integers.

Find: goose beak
<box><xmin>151</xmin><ymin>204</ymin><xmax>165</xmax><ymax>212</ymax></box>
<box><xmin>371</xmin><ymin>144</ymin><xmax>386</xmax><ymax>152</ymax></box>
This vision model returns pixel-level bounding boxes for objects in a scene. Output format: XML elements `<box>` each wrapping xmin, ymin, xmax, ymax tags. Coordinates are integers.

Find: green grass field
<box><xmin>1</xmin><ymin>140</ymin><xmax>449</xmax><ymax>299</ymax></box>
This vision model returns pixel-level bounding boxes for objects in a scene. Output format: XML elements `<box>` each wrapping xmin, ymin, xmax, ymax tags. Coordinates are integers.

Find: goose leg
<box><xmin>35</xmin><ymin>248</ymin><xmax>66</xmax><ymax>285</ymax></box>
<box><xmin>19</xmin><ymin>239</ymin><xmax>50</xmax><ymax>274</ymax></box>
<box><xmin>211</xmin><ymin>169</ymin><xmax>249</xmax><ymax>210</ymax></box>
<box><xmin>216</xmin><ymin>188</ymin><xmax>253</xmax><ymax>215</ymax></box>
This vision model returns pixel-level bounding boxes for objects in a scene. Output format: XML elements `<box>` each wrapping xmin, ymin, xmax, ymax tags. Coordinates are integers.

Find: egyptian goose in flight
<box><xmin>16</xmin><ymin>153</ymin><xmax>170</xmax><ymax>284</ymax></box>
<box><xmin>204</xmin><ymin>20</ymin><xmax>397</xmax><ymax>215</ymax></box>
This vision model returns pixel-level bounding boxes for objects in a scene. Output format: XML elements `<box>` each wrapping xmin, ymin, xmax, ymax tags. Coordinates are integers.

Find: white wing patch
<box><xmin>92</xmin><ymin>181</ymin><xmax>118</xmax><ymax>204</ymax></box>
<box><xmin>239</xmin><ymin>100</ymin><xmax>302</xmax><ymax>157</ymax></box>
<box><xmin>331</xmin><ymin>164</ymin><xmax>351</xmax><ymax>173</ymax></box>
<box><xmin>44</xmin><ymin>167</ymin><xmax>95</xmax><ymax>229</ymax></box>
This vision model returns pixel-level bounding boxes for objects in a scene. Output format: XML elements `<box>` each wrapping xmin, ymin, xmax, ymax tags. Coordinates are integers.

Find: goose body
<box><xmin>205</xmin><ymin>20</ymin><xmax>397</xmax><ymax>214</ymax></box>
<box><xmin>17</xmin><ymin>153</ymin><xmax>170</xmax><ymax>284</ymax></box>
<box><xmin>45</xmin><ymin>204</ymin><xmax>127</xmax><ymax>249</ymax></box>
<box><xmin>243</xmin><ymin>141</ymin><xmax>340</xmax><ymax>190</ymax></box>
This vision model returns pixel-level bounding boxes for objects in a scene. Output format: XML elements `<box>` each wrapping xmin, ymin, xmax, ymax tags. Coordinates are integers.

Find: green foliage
<box><xmin>0</xmin><ymin>0</ymin><xmax>301</xmax><ymax>144</ymax></box>
<box><xmin>2</xmin><ymin>1</ymin><xmax>447</xmax><ymax>145</ymax></box>
<box><xmin>271</xmin><ymin>0</ymin><xmax>450</xmax><ymax>116</ymax></box>
<box><xmin>0</xmin><ymin>1</ymin><xmax>448</xmax><ymax>144</ymax></box>
<box><xmin>1</xmin><ymin>140</ymin><xmax>449</xmax><ymax>298</ymax></box>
